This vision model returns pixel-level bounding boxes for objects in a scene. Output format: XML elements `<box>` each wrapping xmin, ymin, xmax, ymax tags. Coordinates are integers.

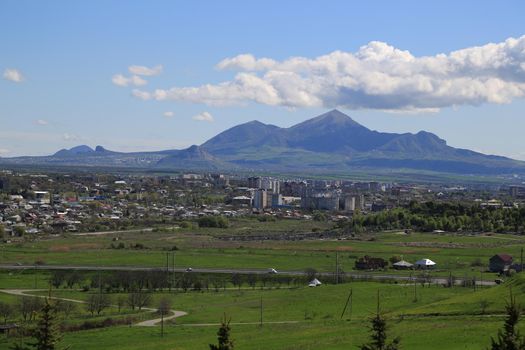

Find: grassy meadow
<box><xmin>2</xmin><ymin>218</ymin><xmax>525</xmax><ymax>349</ymax></box>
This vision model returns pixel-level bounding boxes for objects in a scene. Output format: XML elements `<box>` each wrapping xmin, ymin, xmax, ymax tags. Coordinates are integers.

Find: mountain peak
<box><xmin>69</xmin><ymin>145</ymin><xmax>94</xmax><ymax>153</ymax></box>
<box><xmin>53</xmin><ymin>145</ymin><xmax>95</xmax><ymax>157</ymax></box>
<box><xmin>292</xmin><ymin>109</ymin><xmax>363</xmax><ymax>130</ymax></box>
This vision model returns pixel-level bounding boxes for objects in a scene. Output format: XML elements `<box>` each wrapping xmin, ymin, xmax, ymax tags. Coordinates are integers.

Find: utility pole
<box><xmin>340</xmin><ymin>288</ymin><xmax>353</xmax><ymax>320</ymax></box>
<box><xmin>161</xmin><ymin>312</ymin><xmax>164</xmax><ymax>337</ymax></box>
<box><xmin>413</xmin><ymin>274</ymin><xmax>417</xmax><ymax>302</ymax></box>
<box><xmin>480</xmin><ymin>269</ymin><xmax>483</xmax><ymax>289</ymax></box>
<box><xmin>520</xmin><ymin>247</ymin><xmax>523</xmax><ymax>272</ymax></box>
<box><xmin>335</xmin><ymin>252</ymin><xmax>339</xmax><ymax>284</ymax></box>
<box><xmin>260</xmin><ymin>296</ymin><xmax>263</xmax><ymax>327</ymax></box>
<box><xmin>166</xmin><ymin>252</ymin><xmax>169</xmax><ymax>291</ymax></box>
<box><xmin>172</xmin><ymin>251</ymin><xmax>176</xmax><ymax>291</ymax></box>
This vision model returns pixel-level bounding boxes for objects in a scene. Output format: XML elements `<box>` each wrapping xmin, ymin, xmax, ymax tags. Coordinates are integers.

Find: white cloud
<box><xmin>216</xmin><ymin>54</ymin><xmax>277</xmax><ymax>71</ymax></box>
<box><xmin>63</xmin><ymin>133</ymin><xmax>81</xmax><ymax>141</ymax></box>
<box><xmin>132</xmin><ymin>89</ymin><xmax>151</xmax><ymax>100</ymax></box>
<box><xmin>0</xmin><ymin>148</ymin><xmax>10</xmax><ymax>155</ymax></box>
<box><xmin>129</xmin><ymin>64</ymin><xmax>163</xmax><ymax>76</ymax></box>
<box><xmin>34</xmin><ymin>119</ymin><xmax>48</xmax><ymax>126</ymax></box>
<box><xmin>3</xmin><ymin>68</ymin><xmax>24</xmax><ymax>83</ymax></box>
<box><xmin>112</xmin><ymin>74</ymin><xmax>147</xmax><ymax>87</ymax></box>
<box><xmin>163</xmin><ymin>111</ymin><xmax>174</xmax><ymax>118</ymax></box>
<box><xmin>192</xmin><ymin>112</ymin><xmax>214</xmax><ymax>122</ymax></box>
<box><xmin>132</xmin><ymin>35</ymin><xmax>525</xmax><ymax>112</ymax></box>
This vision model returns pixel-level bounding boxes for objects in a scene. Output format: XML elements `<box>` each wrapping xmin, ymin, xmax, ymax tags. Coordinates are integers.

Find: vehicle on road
<box><xmin>268</xmin><ymin>268</ymin><xmax>278</xmax><ymax>274</ymax></box>
<box><xmin>186</xmin><ymin>267</ymin><xmax>193</xmax><ymax>272</ymax></box>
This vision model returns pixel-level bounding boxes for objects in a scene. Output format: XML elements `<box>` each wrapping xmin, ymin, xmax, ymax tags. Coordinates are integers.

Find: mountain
<box><xmin>157</xmin><ymin>145</ymin><xmax>226</xmax><ymax>169</ymax></box>
<box><xmin>202</xmin><ymin>120</ymin><xmax>286</xmax><ymax>155</ymax></box>
<box><xmin>2</xmin><ymin>109</ymin><xmax>525</xmax><ymax>176</ymax></box>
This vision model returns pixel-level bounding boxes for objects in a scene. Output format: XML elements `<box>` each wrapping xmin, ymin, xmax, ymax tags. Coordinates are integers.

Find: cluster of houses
<box><xmin>355</xmin><ymin>255</ymin><xmax>437</xmax><ymax>270</ymax></box>
<box><xmin>354</xmin><ymin>253</ymin><xmax>524</xmax><ymax>274</ymax></box>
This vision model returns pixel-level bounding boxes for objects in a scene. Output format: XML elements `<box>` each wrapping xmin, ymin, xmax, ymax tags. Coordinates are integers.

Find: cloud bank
<box><xmin>3</xmin><ymin>68</ymin><xmax>24</xmax><ymax>83</ymax></box>
<box><xmin>132</xmin><ymin>35</ymin><xmax>525</xmax><ymax>112</ymax></box>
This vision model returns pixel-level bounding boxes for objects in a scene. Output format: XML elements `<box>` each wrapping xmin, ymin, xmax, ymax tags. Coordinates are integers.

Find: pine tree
<box><xmin>360</xmin><ymin>291</ymin><xmax>400</xmax><ymax>350</ymax></box>
<box><xmin>490</xmin><ymin>291</ymin><xmax>525</xmax><ymax>350</ymax></box>
<box><xmin>209</xmin><ymin>315</ymin><xmax>234</xmax><ymax>350</ymax></box>
<box><xmin>31</xmin><ymin>299</ymin><xmax>63</xmax><ymax>350</ymax></box>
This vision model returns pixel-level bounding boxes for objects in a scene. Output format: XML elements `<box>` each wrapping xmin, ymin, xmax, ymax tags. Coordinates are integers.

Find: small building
<box><xmin>355</xmin><ymin>255</ymin><xmax>387</xmax><ymax>270</ymax></box>
<box><xmin>0</xmin><ymin>323</ymin><xmax>19</xmax><ymax>335</ymax></box>
<box><xmin>415</xmin><ymin>258</ymin><xmax>436</xmax><ymax>269</ymax></box>
<box><xmin>489</xmin><ymin>254</ymin><xmax>513</xmax><ymax>273</ymax></box>
<box><xmin>308</xmin><ymin>278</ymin><xmax>322</xmax><ymax>287</ymax></box>
<box><xmin>392</xmin><ymin>260</ymin><xmax>413</xmax><ymax>270</ymax></box>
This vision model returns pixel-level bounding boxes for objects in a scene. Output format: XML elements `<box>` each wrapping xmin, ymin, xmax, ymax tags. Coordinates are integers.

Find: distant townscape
<box><xmin>2</xmin><ymin>166</ymin><xmax>525</xmax><ymax>349</ymax></box>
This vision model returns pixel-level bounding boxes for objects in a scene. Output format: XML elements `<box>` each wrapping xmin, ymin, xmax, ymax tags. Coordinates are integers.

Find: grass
<box><xmin>2</xmin><ymin>277</ymin><xmax>525</xmax><ymax>349</ymax></box>
<box><xmin>3</xmin><ymin>222</ymin><xmax>525</xmax><ymax>349</ymax></box>
<box><xmin>1</xmin><ymin>226</ymin><xmax>520</xmax><ymax>280</ymax></box>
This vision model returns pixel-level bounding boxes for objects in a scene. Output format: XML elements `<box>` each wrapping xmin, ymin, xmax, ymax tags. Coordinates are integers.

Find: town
<box><xmin>2</xmin><ymin>169</ymin><xmax>525</xmax><ymax>238</ymax></box>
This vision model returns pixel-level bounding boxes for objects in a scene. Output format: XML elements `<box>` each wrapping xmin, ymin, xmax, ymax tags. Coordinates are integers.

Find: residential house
<box><xmin>489</xmin><ymin>254</ymin><xmax>513</xmax><ymax>273</ymax></box>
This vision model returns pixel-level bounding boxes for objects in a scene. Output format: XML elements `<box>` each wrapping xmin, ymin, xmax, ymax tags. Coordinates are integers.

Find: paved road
<box><xmin>0</xmin><ymin>264</ymin><xmax>496</xmax><ymax>286</ymax></box>
<box><xmin>72</xmin><ymin>228</ymin><xmax>154</xmax><ymax>236</ymax></box>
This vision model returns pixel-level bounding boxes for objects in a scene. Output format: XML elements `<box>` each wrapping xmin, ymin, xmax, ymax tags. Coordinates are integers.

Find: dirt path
<box><xmin>0</xmin><ymin>289</ymin><xmax>187</xmax><ymax>327</ymax></box>
<box><xmin>135</xmin><ymin>310</ymin><xmax>187</xmax><ymax>326</ymax></box>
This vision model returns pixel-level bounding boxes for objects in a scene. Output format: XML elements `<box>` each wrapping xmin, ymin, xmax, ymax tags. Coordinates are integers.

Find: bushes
<box><xmin>345</xmin><ymin>201</ymin><xmax>525</xmax><ymax>234</ymax></box>
<box><xmin>198</xmin><ymin>216</ymin><xmax>229</xmax><ymax>228</ymax></box>
<box><xmin>62</xmin><ymin>316</ymin><xmax>137</xmax><ymax>332</ymax></box>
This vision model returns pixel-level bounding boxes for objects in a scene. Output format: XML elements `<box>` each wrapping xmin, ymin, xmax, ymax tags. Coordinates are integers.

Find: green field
<box><xmin>3</xmin><ymin>221</ymin><xmax>525</xmax><ymax>349</ymax></box>
<box><xmin>2</xmin><ymin>275</ymin><xmax>525</xmax><ymax>349</ymax></box>
<box><xmin>2</xmin><ymin>222</ymin><xmax>523</xmax><ymax>280</ymax></box>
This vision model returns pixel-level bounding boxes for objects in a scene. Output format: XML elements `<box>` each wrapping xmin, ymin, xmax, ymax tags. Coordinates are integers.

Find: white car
<box><xmin>185</xmin><ymin>267</ymin><xmax>193</xmax><ymax>272</ymax></box>
<box><xmin>268</xmin><ymin>268</ymin><xmax>278</xmax><ymax>274</ymax></box>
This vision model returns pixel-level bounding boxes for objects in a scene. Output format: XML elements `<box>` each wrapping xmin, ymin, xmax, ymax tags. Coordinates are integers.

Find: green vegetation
<box><xmin>490</xmin><ymin>291</ymin><xmax>525</xmax><ymax>349</ymax></box>
<box><xmin>198</xmin><ymin>216</ymin><xmax>229</xmax><ymax>229</ymax></box>
<box><xmin>209</xmin><ymin>316</ymin><xmax>234</xmax><ymax>350</ymax></box>
<box><xmin>344</xmin><ymin>201</ymin><xmax>525</xmax><ymax>234</ymax></box>
<box><xmin>2</xmin><ymin>275</ymin><xmax>525</xmax><ymax>349</ymax></box>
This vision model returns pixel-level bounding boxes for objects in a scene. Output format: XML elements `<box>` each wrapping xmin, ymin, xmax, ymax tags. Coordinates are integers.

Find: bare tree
<box><xmin>86</xmin><ymin>294</ymin><xmax>98</xmax><ymax>316</ymax></box>
<box><xmin>55</xmin><ymin>300</ymin><xmax>77</xmax><ymax>318</ymax></box>
<box><xmin>18</xmin><ymin>296</ymin><xmax>43</xmax><ymax>321</ymax></box>
<box><xmin>116</xmin><ymin>295</ymin><xmax>126</xmax><ymax>313</ymax></box>
<box><xmin>86</xmin><ymin>293</ymin><xmax>111</xmax><ymax>316</ymax></box>
<box><xmin>157</xmin><ymin>297</ymin><xmax>171</xmax><ymax>337</ymax></box>
<box><xmin>49</xmin><ymin>271</ymin><xmax>67</xmax><ymax>289</ymax></box>
<box><xmin>0</xmin><ymin>301</ymin><xmax>13</xmax><ymax>324</ymax></box>
<box><xmin>65</xmin><ymin>271</ymin><xmax>83</xmax><ymax>289</ymax></box>
<box><xmin>231</xmin><ymin>274</ymin><xmax>242</xmax><ymax>290</ymax></box>
<box><xmin>96</xmin><ymin>294</ymin><xmax>111</xmax><ymax>315</ymax></box>
<box><xmin>247</xmin><ymin>274</ymin><xmax>257</xmax><ymax>290</ymax></box>
<box><xmin>128</xmin><ymin>291</ymin><xmax>151</xmax><ymax>311</ymax></box>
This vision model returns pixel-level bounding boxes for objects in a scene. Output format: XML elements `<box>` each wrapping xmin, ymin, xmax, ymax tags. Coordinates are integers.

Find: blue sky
<box><xmin>1</xmin><ymin>0</ymin><xmax>525</xmax><ymax>159</ymax></box>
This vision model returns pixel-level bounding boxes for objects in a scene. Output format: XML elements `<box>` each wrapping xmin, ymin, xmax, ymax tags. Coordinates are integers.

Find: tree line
<box><xmin>341</xmin><ymin>201</ymin><xmax>525</xmax><ymax>234</ymax></box>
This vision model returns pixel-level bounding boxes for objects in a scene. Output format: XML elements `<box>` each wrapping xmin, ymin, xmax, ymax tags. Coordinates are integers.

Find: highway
<box><xmin>0</xmin><ymin>264</ymin><xmax>496</xmax><ymax>286</ymax></box>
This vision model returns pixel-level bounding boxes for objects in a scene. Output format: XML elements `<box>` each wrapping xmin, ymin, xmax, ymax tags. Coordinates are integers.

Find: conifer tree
<box><xmin>490</xmin><ymin>290</ymin><xmax>525</xmax><ymax>350</ymax></box>
<box><xmin>11</xmin><ymin>299</ymin><xmax>67</xmax><ymax>350</ymax></box>
<box><xmin>209</xmin><ymin>315</ymin><xmax>234</xmax><ymax>350</ymax></box>
<box><xmin>360</xmin><ymin>291</ymin><xmax>400</xmax><ymax>350</ymax></box>
<box><xmin>31</xmin><ymin>299</ymin><xmax>62</xmax><ymax>350</ymax></box>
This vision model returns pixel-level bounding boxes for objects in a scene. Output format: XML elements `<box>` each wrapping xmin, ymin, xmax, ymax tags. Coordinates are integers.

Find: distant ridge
<box><xmin>2</xmin><ymin>110</ymin><xmax>524</xmax><ymax>176</ymax></box>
